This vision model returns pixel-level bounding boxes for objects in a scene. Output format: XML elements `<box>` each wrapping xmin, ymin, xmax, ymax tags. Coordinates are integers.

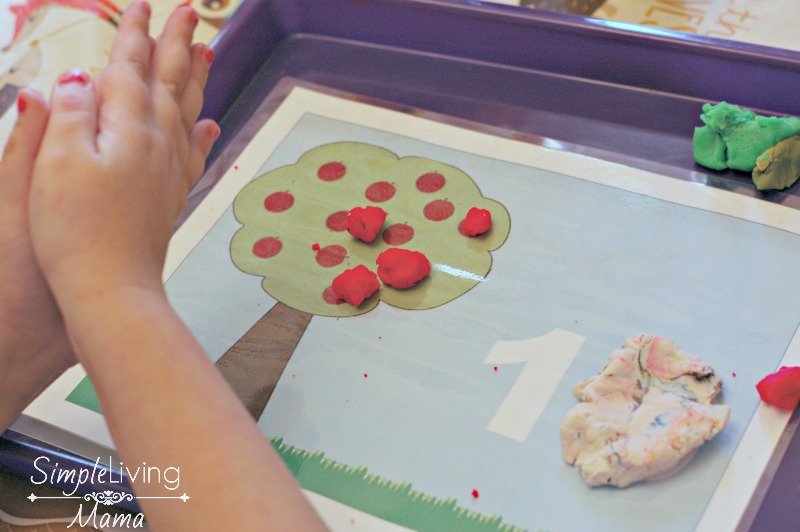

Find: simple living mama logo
<box><xmin>27</xmin><ymin>456</ymin><xmax>188</xmax><ymax>528</ymax></box>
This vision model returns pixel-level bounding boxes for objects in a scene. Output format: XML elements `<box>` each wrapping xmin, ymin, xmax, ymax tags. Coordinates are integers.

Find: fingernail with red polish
<box><xmin>203</xmin><ymin>47</ymin><xmax>214</xmax><ymax>64</ymax></box>
<box><xmin>17</xmin><ymin>95</ymin><xmax>26</xmax><ymax>113</ymax></box>
<box><xmin>57</xmin><ymin>69</ymin><xmax>90</xmax><ymax>86</ymax></box>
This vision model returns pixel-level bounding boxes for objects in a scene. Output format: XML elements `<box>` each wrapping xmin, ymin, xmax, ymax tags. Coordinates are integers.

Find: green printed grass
<box><xmin>271</xmin><ymin>437</ymin><xmax>524</xmax><ymax>531</ymax></box>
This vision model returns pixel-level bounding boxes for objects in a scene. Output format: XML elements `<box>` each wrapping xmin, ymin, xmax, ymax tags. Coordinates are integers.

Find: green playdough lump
<box><xmin>693</xmin><ymin>102</ymin><xmax>800</xmax><ymax>172</ymax></box>
<box><xmin>752</xmin><ymin>135</ymin><xmax>800</xmax><ymax>191</ymax></box>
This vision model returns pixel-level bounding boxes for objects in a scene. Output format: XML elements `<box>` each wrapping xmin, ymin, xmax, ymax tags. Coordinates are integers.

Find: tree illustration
<box><xmin>216</xmin><ymin>142</ymin><xmax>510</xmax><ymax>418</ymax></box>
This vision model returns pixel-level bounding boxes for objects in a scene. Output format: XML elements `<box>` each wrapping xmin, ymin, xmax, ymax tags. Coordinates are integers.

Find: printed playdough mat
<box><xmin>23</xmin><ymin>87</ymin><xmax>800</xmax><ymax>531</ymax></box>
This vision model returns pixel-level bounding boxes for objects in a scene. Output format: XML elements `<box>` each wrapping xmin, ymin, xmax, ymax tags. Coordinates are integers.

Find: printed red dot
<box><xmin>365</xmin><ymin>181</ymin><xmax>396</xmax><ymax>202</ymax></box>
<box><xmin>471</xmin><ymin>489</ymin><xmax>480</xmax><ymax>499</ymax></box>
<box><xmin>732</xmin><ymin>371</ymin><xmax>737</xmax><ymax>378</ymax></box>
<box><xmin>326</xmin><ymin>211</ymin><xmax>349</xmax><ymax>232</ymax></box>
<box><xmin>264</xmin><ymin>191</ymin><xmax>294</xmax><ymax>212</ymax></box>
<box><xmin>423</xmin><ymin>199</ymin><xmax>455</xmax><ymax>221</ymax></box>
<box><xmin>493</xmin><ymin>366</ymin><xmax>498</xmax><ymax>373</ymax></box>
<box><xmin>363</xmin><ymin>373</ymin><xmax>368</xmax><ymax>379</ymax></box>
<box><xmin>416</xmin><ymin>172</ymin><xmax>446</xmax><ymax>192</ymax></box>
<box><xmin>318</xmin><ymin>161</ymin><xmax>346</xmax><ymax>181</ymax></box>
<box><xmin>315</xmin><ymin>245</ymin><xmax>347</xmax><ymax>267</ymax></box>
<box><xmin>323</xmin><ymin>286</ymin><xmax>342</xmax><ymax>305</ymax></box>
<box><xmin>234</xmin><ymin>164</ymin><xmax>239</xmax><ymax>170</ymax></box>
<box><xmin>382</xmin><ymin>223</ymin><xmax>415</xmax><ymax>245</ymax></box>
<box><xmin>252</xmin><ymin>237</ymin><xmax>282</xmax><ymax>258</ymax></box>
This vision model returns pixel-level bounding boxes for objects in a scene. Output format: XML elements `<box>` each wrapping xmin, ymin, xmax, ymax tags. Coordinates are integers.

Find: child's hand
<box><xmin>0</xmin><ymin>90</ymin><xmax>75</xmax><ymax>429</ymax></box>
<box><xmin>29</xmin><ymin>0</ymin><xmax>219</xmax><ymax>302</ymax></box>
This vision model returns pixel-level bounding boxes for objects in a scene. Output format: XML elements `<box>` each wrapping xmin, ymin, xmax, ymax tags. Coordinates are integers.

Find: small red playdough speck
<box><xmin>318</xmin><ymin>161</ymin><xmax>347</xmax><ymax>181</ymax></box>
<box><xmin>311</xmin><ymin>243</ymin><xmax>321</xmax><ymax>251</ymax></box>
<box><xmin>382</xmin><ymin>223</ymin><xmax>414</xmax><ymax>246</ymax></box>
<box><xmin>326</xmin><ymin>211</ymin><xmax>349</xmax><ymax>232</ymax></box>
<box><xmin>423</xmin><ymin>199</ymin><xmax>455</xmax><ymax>221</ymax></box>
<box><xmin>363</xmin><ymin>373</ymin><xmax>368</xmax><ymax>379</ymax></box>
<box><xmin>493</xmin><ymin>366</ymin><xmax>498</xmax><ymax>372</ymax></box>
<box><xmin>756</xmin><ymin>366</ymin><xmax>800</xmax><ymax>410</ymax></box>
<box><xmin>459</xmin><ymin>207</ymin><xmax>492</xmax><ymax>236</ymax></box>
<box><xmin>365</xmin><ymin>181</ymin><xmax>396</xmax><ymax>202</ymax></box>
<box><xmin>252</xmin><ymin>237</ymin><xmax>282</xmax><ymax>259</ymax></box>
<box><xmin>416</xmin><ymin>172</ymin><xmax>446</xmax><ymax>192</ymax></box>
<box><xmin>375</xmin><ymin>248</ymin><xmax>430</xmax><ymax>289</ymax></box>
<box><xmin>471</xmin><ymin>489</ymin><xmax>479</xmax><ymax>499</ymax></box>
<box><xmin>331</xmin><ymin>265</ymin><xmax>380</xmax><ymax>307</ymax></box>
<box><xmin>264</xmin><ymin>191</ymin><xmax>294</xmax><ymax>213</ymax></box>
<box><xmin>315</xmin><ymin>245</ymin><xmax>347</xmax><ymax>267</ymax></box>
<box><xmin>234</xmin><ymin>164</ymin><xmax>239</xmax><ymax>170</ymax></box>
<box><xmin>347</xmin><ymin>206</ymin><xmax>387</xmax><ymax>243</ymax></box>
<box><xmin>732</xmin><ymin>371</ymin><xmax>737</xmax><ymax>378</ymax></box>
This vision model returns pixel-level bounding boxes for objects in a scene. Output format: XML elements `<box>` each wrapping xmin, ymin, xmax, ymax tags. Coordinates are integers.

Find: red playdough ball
<box><xmin>375</xmin><ymin>248</ymin><xmax>431</xmax><ymax>289</ymax></box>
<box><xmin>756</xmin><ymin>366</ymin><xmax>800</xmax><ymax>410</ymax></box>
<box><xmin>347</xmin><ymin>206</ymin><xmax>388</xmax><ymax>243</ymax></box>
<box><xmin>331</xmin><ymin>265</ymin><xmax>380</xmax><ymax>307</ymax></box>
<box><xmin>459</xmin><ymin>207</ymin><xmax>492</xmax><ymax>237</ymax></box>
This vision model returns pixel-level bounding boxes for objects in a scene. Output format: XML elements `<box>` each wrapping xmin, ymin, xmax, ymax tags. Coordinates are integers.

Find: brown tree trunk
<box><xmin>215</xmin><ymin>302</ymin><xmax>312</xmax><ymax>420</ymax></box>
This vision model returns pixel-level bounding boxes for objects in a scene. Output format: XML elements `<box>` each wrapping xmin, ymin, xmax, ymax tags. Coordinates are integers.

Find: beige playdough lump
<box><xmin>560</xmin><ymin>335</ymin><xmax>730</xmax><ymax>488</ymax></box>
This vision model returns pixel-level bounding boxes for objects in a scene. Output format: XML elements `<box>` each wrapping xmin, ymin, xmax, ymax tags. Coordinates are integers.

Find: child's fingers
<box><xmin>179</xmin><ymin>43</ymin><xmax>212</xmax><ymax>133</ymax></box>
<box><xmin>184</xmin><ymin>119</ymin><xmax>220</xmax><ymax>190</ymax></box>
<box><xmin>107</xmin><ymin>0</ymin><xmax>152</xmax><ymax>80</ymax></box>
<box><xmin>0</xmin><ymin>90</ymin><xmax>49</xmax><ymax>213</ymax></box>
<box><xmin>97</xmin><ymin>0</ymin><xmax>153</xmax><ymax>131</ymax></box>
<box><xmin>151</xmin><ymin>6</ymin><xmax>197</xmax><ymax>98</ymax></box>
<box><xmin>42</xmin><ymin>70</ymin><xmax>98</xmax><ymax>156</ymax></box>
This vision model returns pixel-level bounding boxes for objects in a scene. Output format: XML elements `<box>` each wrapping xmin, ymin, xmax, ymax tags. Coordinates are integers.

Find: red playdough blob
<box><xmin>264</xmin><ymin>191</ymin><xmax>294</xmax><ymax>213</ymax></box>
<box><xmin>326</xmin><ymin>211</ymin><xmax>349</xmax><ymax>232</ymax></box>
<box><xmin>317</xmin><ymin>161</ymin><xmax>346</xmax><ymax>181</ymax></box>
<box><xmin>252</xmin><ymin>237</ymin><xmax>282</xmax><ymax>259</ymax></box>
<box><xmin>382</xmin><ymin>223</ymin><xmax>414</xmax><ymax>246</ymax></box>
<box><xmin>365</xmin><ymin>181</ymin><xmax>396</xmax><ymax>202</ymax></box>
<box><xmin>459</xmin><ymin>207</ymin><xmax>492</xmax><ymax>236</ymax></box>
<box><xmin>756</xmin><ymin>366</ymin><xmax>800</xmax><ymax>410</ymax></box>
<box><xmin>331</xmin><ymin>265</ymin><xmax>380</xmax><ymax>307</ymax></box>
<box><xmin>315</xmin><ymin>245</ymin><xmax>347</xmax><ymax>267</ymax></box>
<box><xmin>376</xmin><ymin>248</ymin><xmax>430</xmax><ymax>289</ymax></box>
<box><xmin>347</xmin><ymin>206</ymin><xmax>388</xmax><ymax>243</ymax></box>
<box><xmin>416</xmin><ymin>172</ymin><xmax>446</xmax><ymax>192</ymax></box>
<box><xmin>423</xmin><ymin>199</ymin><xmax>455</xmax><ymax>221</ymax></box>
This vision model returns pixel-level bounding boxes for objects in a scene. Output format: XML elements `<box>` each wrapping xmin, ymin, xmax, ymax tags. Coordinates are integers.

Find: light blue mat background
<box><xmin>164</xmin><ymin>114</ymin><xmax>800</xmax><ymax>531</ymax></box>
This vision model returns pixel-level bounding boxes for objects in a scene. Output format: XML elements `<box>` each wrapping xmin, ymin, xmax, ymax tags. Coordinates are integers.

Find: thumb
<box><xmin>42</xmin><ymin>69</ymin><xmax>98</xmax><ymax>155</ymax></box>
<box><xmin>0</xmin><ymin>89</ymin><xmax>49</xmax><ymax>195</ymax></box>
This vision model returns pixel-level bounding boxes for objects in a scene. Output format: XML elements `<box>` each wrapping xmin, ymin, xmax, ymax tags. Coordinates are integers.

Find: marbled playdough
<box><xmin>752</xmin><ymin>135</ymin><xmax>800</xmax><ymax>191</ymax></box>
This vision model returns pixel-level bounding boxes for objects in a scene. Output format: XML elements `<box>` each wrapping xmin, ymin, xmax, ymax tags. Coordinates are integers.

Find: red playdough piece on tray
<box><xmin>347</xmin><ymin>206</ymin><xmax>388</xmax><ymax>243</ymax></box>
<box><xmin>376</xmin><ymin>248</ymin><xmax>431</xmax><ymax>289</ymax></box>
<box><xmin>331</xmin><ymin>265</ymin><xmax>380</xmax><ymax>307</ymax></box>
<box><xmin>459</xmin><ymin>207</ymin><xmax>492</xmax><ymax>237</ymax></box>
<box><xmin>756</xmin><ymin>366</ymin><xmax>800</xmax><ymax>410</ymax></box>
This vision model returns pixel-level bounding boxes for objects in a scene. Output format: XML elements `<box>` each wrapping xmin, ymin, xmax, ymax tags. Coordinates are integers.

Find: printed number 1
<box><xmin>485</xmin><ymin>329</ymin><xmax>585</xmax><ymax>442</ymax></box>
